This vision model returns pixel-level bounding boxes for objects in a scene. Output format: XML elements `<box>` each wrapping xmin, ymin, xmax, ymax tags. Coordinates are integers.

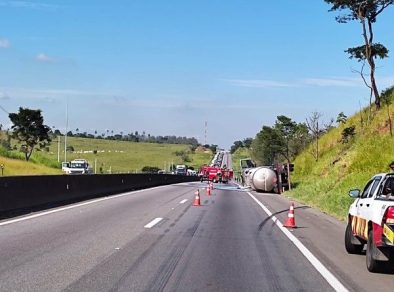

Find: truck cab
<box><xmin>346</xmin><ymin>173</ymin><xmax>394</xmax><ymax>272</ymax></box>
<box><xmin>64</xmin><ymin>159</ymin><xmax>93</xmax><ymax>174</ymax></box>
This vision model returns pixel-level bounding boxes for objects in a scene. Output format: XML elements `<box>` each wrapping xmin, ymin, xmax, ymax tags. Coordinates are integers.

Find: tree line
<box><xmin>1</xmin><ymin>107</ymin><xmax>201</xmax><ymax>161</ymax></box>
<box><xmin>231</xmin><ymin>113</ymin><xmax>346</xmax><ymax>166</ymax></box>
<box><xmin>54</xmin><ymin>129</ymin><xmax>199</xmax><ymax>146</ymax></box>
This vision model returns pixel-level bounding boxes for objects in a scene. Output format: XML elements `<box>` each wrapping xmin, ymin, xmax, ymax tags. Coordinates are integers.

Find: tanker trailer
<box><xmin>245</xmin><ymin>167</ymin><xmax>258</xmax><ymax>188</ymax></box>
<box><xmin>250</xmin><ymin>167</ymin><xmax>277</xmax><ymax>192</ymax></box>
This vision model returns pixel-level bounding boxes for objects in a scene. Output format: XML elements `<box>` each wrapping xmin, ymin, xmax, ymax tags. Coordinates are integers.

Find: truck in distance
<box><xmin>63</xmin><ymin>159</ymin><xmax>93</xmax><ymax>174</ymax></box>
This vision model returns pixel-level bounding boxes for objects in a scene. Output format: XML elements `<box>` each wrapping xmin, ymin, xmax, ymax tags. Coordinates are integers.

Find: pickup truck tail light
<box><xmin>384</xmin><ymin>206</ymin><xmax>394</xmax><ymax>224</ymax></box>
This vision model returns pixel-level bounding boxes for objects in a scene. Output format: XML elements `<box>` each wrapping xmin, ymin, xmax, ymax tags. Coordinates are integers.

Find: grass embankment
<box><xmin>231</xmin><ymin>147</ymin><xmax>251</xmax><ymax>177</ymax></box>
<box><xmin>0</xmin><ymin>155</ymin><xmax>61</xmax><ymax>176</ymax></box>
<box><xmin>287</xmin><ymin>93</ymin><xmax>394</xmax><ymax>220</ymax></box>
<box><xmin>0</xmin><ymin>135</ymin><xmax>212</xmax><ymax>175</ymax></box>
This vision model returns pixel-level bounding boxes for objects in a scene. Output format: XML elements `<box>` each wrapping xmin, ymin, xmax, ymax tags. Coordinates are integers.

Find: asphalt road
<box><xmin>252</xmin><ymin>189</ymin><xmax>394</xmax><ymax>292</ymax></box>
<box><xmin>0</xmin><ymin>182</ymin><xmax>335</xmax><ymax>292</ymax></box>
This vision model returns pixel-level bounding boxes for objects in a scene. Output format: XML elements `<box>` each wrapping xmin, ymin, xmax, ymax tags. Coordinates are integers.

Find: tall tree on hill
<box><xmin>243</xmin><ymin>138</ymin><xmax>253</xmax><ymax>149</ymax></box>
<box><xmin>9</xmin><ymin>107</ymin><xmax>51</xmax><ymax>161</ymax></box>
<box><xmin>230</xmin><ymin>140</ymin><xmax>244</xmax><ymax>154</ymax></box>
<box><xmin>274</xmin><ymin>115</ymin><xmax>298</xmax><ymax>163</ymax></box>
<box><xmin>324</xmin><ymin>0</ymin><xmax>393</xmax><ymax>109</ymax></box>
<box><xmin>306</xmin><ymin>112</ymin><xmax>323</xmax><ymax>162</ymax></box>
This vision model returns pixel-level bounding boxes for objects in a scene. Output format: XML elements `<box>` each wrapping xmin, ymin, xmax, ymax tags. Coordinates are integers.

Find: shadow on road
<box><xmin>258</xmin><ymin>206</ymin><xmax>311</xmax><ymax>231</ymax></box>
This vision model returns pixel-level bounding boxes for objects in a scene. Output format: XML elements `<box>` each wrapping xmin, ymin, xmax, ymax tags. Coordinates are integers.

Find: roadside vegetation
<box><xmin>287</xmin><ymin>88</ymin><xmax>394</xmax><ymax>219</ymax></box>
<box><xmin>231</xmin><ymin>147</ymin><xmax>251</xmax><ymax>177</ymax></box>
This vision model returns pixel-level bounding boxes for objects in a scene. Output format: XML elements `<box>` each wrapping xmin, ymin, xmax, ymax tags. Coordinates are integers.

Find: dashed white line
<box><xmin>179</xmin><ymin>199</ymin><xmax>188</xmax><ymax>204</ymax></box>
<box><xmin>247</xmin><ymin>191</ymin><xmax>349</xmax><ymax>292</ymax></box>
<box><xmin>144</xmin><ymin>217</ymin><xmax>163</xmax><ymax>229</ymax></box>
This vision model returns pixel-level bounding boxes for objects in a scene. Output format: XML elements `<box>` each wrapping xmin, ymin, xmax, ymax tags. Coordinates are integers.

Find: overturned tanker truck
<box><xmin>240</xmin><ymin>158</ymin><xmax>287</xmax><ymax>193</ymax></box>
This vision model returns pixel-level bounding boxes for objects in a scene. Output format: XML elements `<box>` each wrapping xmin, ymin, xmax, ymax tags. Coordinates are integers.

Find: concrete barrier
<box><xmin>0</xmin><ymin>174</ymin><xmax>199</xmax><ymax>218</ymax></box>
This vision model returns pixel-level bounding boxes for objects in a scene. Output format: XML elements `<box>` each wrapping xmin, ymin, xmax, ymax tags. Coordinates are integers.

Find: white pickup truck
<box><xmin>345</xmin><ymin>172</ymin><xmax>394</xmax><ymax>272</ymax></box>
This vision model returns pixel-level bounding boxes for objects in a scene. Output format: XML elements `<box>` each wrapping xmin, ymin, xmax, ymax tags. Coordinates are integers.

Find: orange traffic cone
<box><xmin>283</xmin><ymin>203</ymin><xmax>296</xmax><ymax>228</ymax></box>
<box><xmin>206</xmin><ymin>186</ymin><xmax>211</xmax><ymax>196</ymax></box>
<box><xmin>193</xmin><ymin>189</ymin><xmax>201</xmax><ymax>206</ymax></box>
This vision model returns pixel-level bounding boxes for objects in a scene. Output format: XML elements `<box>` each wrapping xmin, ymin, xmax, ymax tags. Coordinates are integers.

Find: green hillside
<box><xmin>0</xmin><ymin>135</ymin><xmax>212</xmax><ymax>175</ymax></box>
<box><xmin>286</xmin><ymin>91</ymin><xmax>394</xmax><ymax>220</ymax></box>
<box><xmin>231</xmin><ymin>147</ymin><xmax>251</xmax><ymax>177</ymax></box>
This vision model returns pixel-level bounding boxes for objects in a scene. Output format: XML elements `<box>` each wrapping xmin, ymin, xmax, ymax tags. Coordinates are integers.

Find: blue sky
<box><xmin>0</xmin><ymin>0</ymin><xmax>393</xmax><ymax>148</ymax></box>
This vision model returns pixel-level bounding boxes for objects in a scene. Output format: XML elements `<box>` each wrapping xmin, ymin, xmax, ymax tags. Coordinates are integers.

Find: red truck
<box><xmin>199</xmin><ymin>165</ymin><xmax>233</xmax><ymax>183</ymax></box>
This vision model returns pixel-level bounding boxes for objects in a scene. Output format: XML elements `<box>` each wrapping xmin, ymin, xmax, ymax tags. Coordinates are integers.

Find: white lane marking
<box><xmin>179</xmin><ymin>199</ymin><xmax>188</xmax><ymax>204</ymax></box>
<box><xmin>247</xmin><ymin>191</ymin><xmax>349</xmax><ymax>292</ymax></box>
<box><xmin>144</xmin><ymin>217</ymin><xmax>163</xmax><ymax>229</ymax></box>
<box><xmin>0</xmin><ymin>183</ymin><xmax>191</xmax><ymax>227</ymax></box>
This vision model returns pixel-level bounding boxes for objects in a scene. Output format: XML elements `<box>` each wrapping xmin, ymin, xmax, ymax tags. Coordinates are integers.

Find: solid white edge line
<box><xmin>247</xmin><ymin>191</ymin><xmax>349</xmax><ymax>292</ymax></box>
<box><xmin>0</xmin><ymin>182</ymin><xmax>191</xmax><ymax>227</ymax></box>
<box><xmin>144</xmin><ymin>217</ymin><xmax>163</xmax><ymax>229</ymax></box>
<box><xmin>179</xmin><ymin>199</ymin><xmax>188</xmax><ymax>204</ymax></box>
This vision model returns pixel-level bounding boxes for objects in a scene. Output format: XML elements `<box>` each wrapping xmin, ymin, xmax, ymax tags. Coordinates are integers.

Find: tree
<box><xmin>54</xmin><ymin>129</ymin><xmax>62</xmax><ymax>136</ymax></box>
<box><xmin>243</xmin><ymin>138</ymin><xmax>253</xmax><ymax>149</ymax></box>
<box><xmin>306</xmin><ymin>112</ymin><xmax>323</xmax><ymax>161</ymax></box>
<box><xmin>325</xmin><ymin>0</ymin><xmax>393</xmax><ymax>109</ymax></box>
<box><xmin>230</xmin><ymin>140</ymin><xmax>244</xmax><ymax>154</ymax></box>
<box><xmin>251</xmin><ymin>126</ymin><xmax>282</xmax><ymax>165</ymax></box>
<box><xmin>8</xmin><ymin>107</ymin><xmax>51</xmax><ymax>161</ymax></box>
<box><xmin>274</xmin><ymin>115</ymin><xmax>298</xmax><ymax>163</ymax></box>
<box><xmin>336</xmin><ymin>112</ymin><xmax>348</xmax><ymax>125</ymax></box>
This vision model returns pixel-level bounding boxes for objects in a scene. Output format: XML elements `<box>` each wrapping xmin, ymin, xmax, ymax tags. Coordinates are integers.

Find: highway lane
<box><xmin>251</xmin><ymin>189</ymin><xmax>394</xmax><ymax>292</ymax></box>
<box><xmin>0</xmin><ymin>182</ymin><xmax>333</xmax><ymax>291</ymax></box>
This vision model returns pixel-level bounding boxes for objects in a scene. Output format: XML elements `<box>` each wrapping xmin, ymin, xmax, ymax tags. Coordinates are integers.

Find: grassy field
<box><xmin>286</xmin><ymin>92</ymin><xmax>394</xmax><ymax>220</ymax></box>
<box><xmin>0</xmin><ymin>135</ymin><xmax>212</xmax><ymax>175</ymax></box>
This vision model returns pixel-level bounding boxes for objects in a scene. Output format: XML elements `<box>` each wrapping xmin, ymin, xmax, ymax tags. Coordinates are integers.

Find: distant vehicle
<box><xmin>175</xmin><ymin>165</ymin><xmax>187</xmax><ymax>175</ymax></box>
<box><xmin>63</xmin><ymin>159</ymin><xmax>93</xmax><ymax>174</ymax></box>
<box><xmin>61</xmin><ymin>161</ymin><xmax>70</xmax><ymax>172</ymax></box>
<box><xmin>187</xmin><ymin>169</ymin><xmax>197</xmax><ymax>176</ymax></box>
<box><xmin>345</xmin><ymin>173</ymin><xmax>394</xmax><ymax>272</ymax></box>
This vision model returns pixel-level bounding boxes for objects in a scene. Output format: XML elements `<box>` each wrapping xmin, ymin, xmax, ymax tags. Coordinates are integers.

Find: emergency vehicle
<box><xmin>345</xmin><ymin>172</ymin><xmax>394</xmax><ymax>272</ymax></box>
<box><xmin>198</xmin><ymin>165</ymin><xmax>233</xmax><ymax>183</ymax></box>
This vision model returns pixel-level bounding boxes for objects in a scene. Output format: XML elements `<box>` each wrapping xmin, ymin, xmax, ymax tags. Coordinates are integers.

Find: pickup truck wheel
<box><xmin>345</xmin><ymin>223</ymin><xmax>364</xmax><ymax>254</ymax></box>
<box><xmin>366</xmin><ymin>231</ymin><xmax>384</xmax><ymax>273</ymax></box>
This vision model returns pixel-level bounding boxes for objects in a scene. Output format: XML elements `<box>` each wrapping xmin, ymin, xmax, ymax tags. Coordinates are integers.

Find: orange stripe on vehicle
<box><xmin>363</xmin><ymin>221</ymin><xmax>369</xmax><ymax>239</ymax></box>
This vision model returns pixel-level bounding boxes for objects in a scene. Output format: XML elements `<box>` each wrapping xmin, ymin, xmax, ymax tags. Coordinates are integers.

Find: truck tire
<box><xmin>366</xmin><ymin>230</ymin><xmax>385</xmax><ymax>273</ymax></box>
<box><xmin>345</xmin><ymin>223</ymin><xmax>364</xmax><ymax>254</ymax></box>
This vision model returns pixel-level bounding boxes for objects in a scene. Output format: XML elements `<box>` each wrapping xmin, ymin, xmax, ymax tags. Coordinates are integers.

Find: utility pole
<box><xmin>204</xmin><ymin>121</ymin><xmax>207</xmax><ymax>145</ymax></box>
<box><xmin>64</xmin><ymin>99</ymin><xmax>68</xmax><ymax>163</ymax></box>
<box><xmin>57</xmin><ymin>135</ymin><xmax>61</xmax><ymax>162</ymax></box>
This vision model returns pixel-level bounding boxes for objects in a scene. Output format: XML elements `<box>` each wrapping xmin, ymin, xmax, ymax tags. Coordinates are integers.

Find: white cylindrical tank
<box><xmin>250</xmin><ymin>167</ymin><xmax>277</xmax><ymax>192</ymax></box>
<box><xmin>243</xmin><ymin>168</ymin><xmax>256</xmax><ymax>188</ymax></box>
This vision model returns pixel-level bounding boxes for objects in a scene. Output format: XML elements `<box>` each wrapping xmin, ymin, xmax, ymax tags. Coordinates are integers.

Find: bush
<box><xmin>341</xmin><ymin>126</ymin><xmax>356</xmax><ymax>144</ymax></box>
<box><xmin>141</xmin><ymin>166</ymin><xmax>160</xmax><ymax>173</ymax></box>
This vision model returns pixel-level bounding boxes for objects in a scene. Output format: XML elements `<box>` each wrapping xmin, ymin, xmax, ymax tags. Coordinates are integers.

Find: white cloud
<box><xmin>0</xmin><ymin>86</ymin><xmax>112</xmax><ymax>100</ymax></box>
<box><xmin>0</xmin><ymin>1</ymin><xmax>58</xmax><ymax>9</ymax></box>
<box><xmin>224</xmin><ymin>76</ymin><xmax>394</xmax><ymax>89</ymax></box>
<box><xmin>223</xmin><ymin>79</ymin><xmax>292</xmax><ymax>88</ymax></box>
<box><xmin>36</xmin><ymin>53</ymin><xmax>55</xmax><ymax>62</ymax></box>
<box><xmin>302</xmin><ymin>77</ymin><xmax>361</xmax><ymax>87</ymax></box>
<box><xmin>0</xmin><ymin>92</ymin><xmax>10</xmax><ymax>100</ymax></box>
<box><xmin>0</xmin><ymin>38</ymin><xmax>10</xmax><ymax>48</ymax></box>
